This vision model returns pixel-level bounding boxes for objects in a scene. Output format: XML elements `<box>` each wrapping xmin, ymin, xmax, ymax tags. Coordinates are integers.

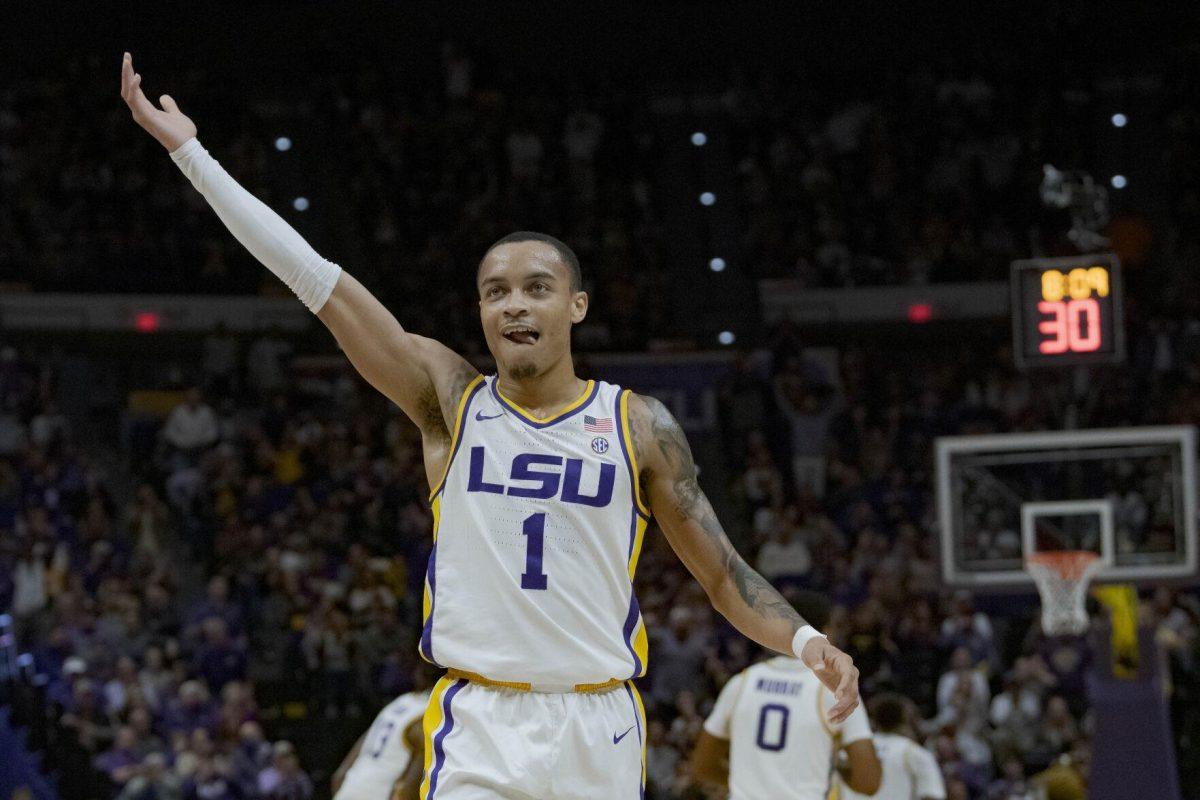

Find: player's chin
<box><xmin>498</xmin><ymin>351</ymin><xmax>542</xmax><ymax>380</ymax></box>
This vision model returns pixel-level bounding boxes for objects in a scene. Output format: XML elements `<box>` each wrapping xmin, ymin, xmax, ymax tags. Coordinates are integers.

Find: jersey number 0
<box><xmin>756</xmin><ymin>704</ymin><xmax>790</xmax><ymax>752</ymax></box>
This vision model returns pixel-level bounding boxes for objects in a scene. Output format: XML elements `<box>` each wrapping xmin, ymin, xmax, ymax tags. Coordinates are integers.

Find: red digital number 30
<box><xmin>1037</xmin><ymin>299</ymin><xmax>1101</xmax><ymax>354</ymax></box>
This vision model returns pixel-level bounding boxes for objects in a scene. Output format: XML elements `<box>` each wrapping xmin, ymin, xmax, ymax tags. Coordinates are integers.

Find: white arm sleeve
<box><xmin>169</xmin><ymin>137</ymin><xmax>342</xmax><ymax>312</ymax></box>
<box><xmin>703</xmin><ymin>672</ymin><xmax>745</xmax><ymax>739</ymax></box>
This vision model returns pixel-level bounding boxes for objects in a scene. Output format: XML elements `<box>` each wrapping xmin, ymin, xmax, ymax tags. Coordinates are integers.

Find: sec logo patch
<box><xmin>591</xmin><ymin>437</ymin><xmax>610</xmax><ymax>454</ymax></box>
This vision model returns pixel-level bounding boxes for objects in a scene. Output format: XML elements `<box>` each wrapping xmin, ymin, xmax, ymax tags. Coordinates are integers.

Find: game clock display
<box><xmin>1011</xmin><ymin>253</ymin><xmax>1124</xmax><ymax>369</ymax></box>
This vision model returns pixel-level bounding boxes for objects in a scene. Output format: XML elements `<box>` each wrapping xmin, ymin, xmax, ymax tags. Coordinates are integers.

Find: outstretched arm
<box><xmin>119</xmin><ymin>54</ymin><xmax>477</xmax><ymax>462</ymax></box>
<box><xmin>629</xmin><ymin>393</ymin><xmax>860</xmax><ymax>722</ymax></box>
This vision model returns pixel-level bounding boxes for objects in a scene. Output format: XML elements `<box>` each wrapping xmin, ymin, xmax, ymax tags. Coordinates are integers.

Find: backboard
<box><xmin>936</xmin><ymin>427</ymin><xmax>1197</xmax><ymax>587</ymax></box>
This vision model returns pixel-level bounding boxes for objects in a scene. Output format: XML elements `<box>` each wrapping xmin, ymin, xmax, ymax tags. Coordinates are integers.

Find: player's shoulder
<box><xmin>623</xmin><ymin>391</ymin><xmax>685</xmax><ymax>467</ymax></box>
<box><xmin>624</xmin><ymin>390</ymin><xmax>669</xmax><ymax>426</ymax></box>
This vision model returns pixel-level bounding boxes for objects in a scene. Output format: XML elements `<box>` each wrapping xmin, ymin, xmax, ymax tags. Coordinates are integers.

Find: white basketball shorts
<box><xmin>419</xmin><ymin>676</ymin><xmax>648</xmax><ymax>799</ymax></box>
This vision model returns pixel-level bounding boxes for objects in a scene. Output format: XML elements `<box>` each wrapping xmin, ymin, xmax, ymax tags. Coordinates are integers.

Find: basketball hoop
<box><xmin>1025</xmin><ymin>551</ymin><xmax>1103</xmax><ymax>635</ymax></box>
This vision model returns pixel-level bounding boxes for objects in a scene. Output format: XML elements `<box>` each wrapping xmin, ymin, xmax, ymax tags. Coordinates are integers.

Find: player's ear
<box><xmin>570</xmin><ymin>291</ymin><xmax>588</xmax><ymax>324</ymax></box>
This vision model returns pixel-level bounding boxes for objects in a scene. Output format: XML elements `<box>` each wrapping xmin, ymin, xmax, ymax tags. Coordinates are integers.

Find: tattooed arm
<box><xmin>318</xmin><ymin>272</ymin><xmax>479</xmax><ymax>491</ymax></box>
<box><xmin>629</xmin><ymin>393</ymin><xmax>861</xmax><ymax>721</ymax></box>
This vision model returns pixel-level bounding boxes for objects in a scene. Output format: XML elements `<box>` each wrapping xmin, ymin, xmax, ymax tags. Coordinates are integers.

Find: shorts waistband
<box><xmin>445</xmin><ymin>668</ymin><xmax>625</xmax><ymax>694</ymax></box>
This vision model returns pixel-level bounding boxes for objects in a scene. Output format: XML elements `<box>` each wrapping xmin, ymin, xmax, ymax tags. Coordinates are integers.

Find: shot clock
<box><xmin>1011</xmin><ymin>253</ymin><xmax>1124</xmax><ymax>369</ymax></box>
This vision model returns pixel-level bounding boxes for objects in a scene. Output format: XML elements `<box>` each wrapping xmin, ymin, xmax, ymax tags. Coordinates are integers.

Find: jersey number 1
<box><xmin>521</xmin><ymin>513</ymin><xmax>548</xmax><ymax>590</ymax></box>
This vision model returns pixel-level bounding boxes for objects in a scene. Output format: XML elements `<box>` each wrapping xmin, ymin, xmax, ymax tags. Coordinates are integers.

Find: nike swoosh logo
<box><xmin>612</xmin><ymin>725</ymin><xmax>635</xmax><ymax>745</ymax></box>
<box><xmin>475</xmin><ymin>411</ymin><xmax>504</xmax><ymax>421</ymax></box>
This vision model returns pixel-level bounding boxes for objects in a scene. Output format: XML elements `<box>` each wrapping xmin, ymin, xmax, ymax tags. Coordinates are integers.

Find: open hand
<box><xmin>800</xmin><ymin>637</ymin><xmax>861</xmax><ymax>723</ymax></box>
<box><xmin>119</xmin><ymin>52</ymin><xmax>197</xmax><ymax>152</ymax></box>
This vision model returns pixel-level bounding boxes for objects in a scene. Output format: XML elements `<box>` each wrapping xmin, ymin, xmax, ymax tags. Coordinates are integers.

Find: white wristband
<box><xmin>791</xmin><ymin>625</ymin><xmax>826</xmax><ymax>661</ymax></box>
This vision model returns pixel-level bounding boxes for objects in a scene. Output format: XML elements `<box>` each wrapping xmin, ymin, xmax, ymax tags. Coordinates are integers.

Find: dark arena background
<box><xmin>2</xmin><ymin>2</ymin><xmax>1200</xmax><ymax>798</ymax></box>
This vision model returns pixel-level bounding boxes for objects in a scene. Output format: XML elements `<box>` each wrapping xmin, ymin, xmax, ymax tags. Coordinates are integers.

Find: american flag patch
<box><xmin>584</xmin><ymin>415</ymin><xmax>614</xmax><ymax>433</ymax></box>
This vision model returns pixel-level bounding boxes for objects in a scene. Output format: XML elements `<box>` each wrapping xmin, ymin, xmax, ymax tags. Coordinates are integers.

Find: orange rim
<box><xmin>1025</xmin><ymin>550</ymin><xmax>1101</xmax><ymax>581</ymax></box>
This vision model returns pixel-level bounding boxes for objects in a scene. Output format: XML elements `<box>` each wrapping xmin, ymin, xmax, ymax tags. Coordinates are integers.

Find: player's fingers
<box><xmin>825</xmin><ymin>664</ymin><xmax>857</xmax><ymax>719</ymax></box>
<box><xmin>835</xmin><ymin>660</ymin><xmax>858</xmax><ymax>698</ymax></box>
<box><xmin>121</xmin><ymin>53</ymin><xmax>132</xmax><ymax>98</ymax></box>
<box><xmin>840</xmin><ymin>662</ymin><xmax>859</xmax><ymax>700</ymax></box>
<box><xmin>122</xmin><ymin>69</ymin><xmax>141</xmax><ymax>105</ymax></box>
<box><xmin>827</xmin><ymin>697</ymin><xmax>857</xmax><ymax>724</ymax></box>
<box><xmin>827</xmin><ymin>700</ymin><xmax>849</xmax><ymax>722</ymax></box>
<box><xmin>127</xmin><ymin>75</ymin><xmax>158</xmax><ymax>117</ymax></box>
<box><xmin>129</xmin><ymin>74</ymin><xmax>145</xmax><ymax>109</ymax></box>
<box><xmin>160</xmin><ymin>95</ymin><xmax>180</xmax><ymax>114</ymax></box>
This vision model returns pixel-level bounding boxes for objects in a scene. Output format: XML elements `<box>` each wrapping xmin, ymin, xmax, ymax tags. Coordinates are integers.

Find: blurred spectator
<box><xmin>941</xmin><ymin>591</ymin><xmax>998</xmax><ymax>669</ymax></box>
<box><xmin>183</xmin><ymin>757</ymin><xmax>245</xmax><ymax>800</ymax></box>
<box><xmin>649</xmin><ymin>608</ymin><xmax>713</xmax><ymax>713</ymax></box>
<box><xmin>229</xmin><ymin>722</ymin><xmax>272</xmax><ymax>797</ymax></box>
<box><xmin>988</xmin><ymin>757</ymin><xmax>1038</xmax><ymax>800</ymax></box>
<box><xmin>126</xmin><ymin>484</ymin><xmax>171</xmax><ymax>562</ymax></box>
<box><xmin>95</xmin><ymin>726</ymin><xmax>144</xmax><ymax>790</ymax></box>
<box><xmin>194</xmin><ymin>617</ymin><xmax>248</xmax><ymax>693</ymax></box>
<box><xmin>162</xmin><ymin>389</ymin><xmax>219</xmax><ymax>455</ymax></box>
<box><xmin>117</xmin><ymin>753</ymin><xmax>181</xmax><ymax>800</ymax></box>
<box><xmin>185</xmin><ymin>576</ymin><xmax>244</xmax><ymax>644</ymax></box>
<box><xmin>754</xmin><ymin>506</ymin><xmax>812</xmax><ymax>587</ymax></box>
<box><xmin>256</xmin><ymin>741</ymin><xmax>313</xmax><ymax>800</ymax></box>
<box><xmin>1033</xmin><ymin>696</ymin><xmax>1081</xmax><ymax>763</ymax></box>
<box><xmin>773</xmin><ymin>363</ymin><xmax>839</xmax><ymax>497</ymax></box>
<box><xmin>162</xmin><ymin>680</ymin><xmax>219</xmax><ymax>735</ymax></box>
<box><xmin>936</xmin><ymin>647</ymin><xmax>991</xmax><ymax>725</ymax></box>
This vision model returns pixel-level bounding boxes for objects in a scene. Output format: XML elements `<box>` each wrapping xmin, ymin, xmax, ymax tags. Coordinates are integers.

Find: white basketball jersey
<box><xmin>704</xmin><ymin>657</ymin><xmax>872</xmax><ymax>800</ymax></box>
<box><xmin>335</xmin><ymin>691</ymin><xmax>429</xmax><ymax>800</ymax></box>
<box><xmin>841</xmin><ymin>732</ymin><xmax>946</xmax><ymax>800</ymax></box>
<box><xmin>420</xmin><ymin>376</ymin><xmax>650</xmax><ymax>689</ymax></box>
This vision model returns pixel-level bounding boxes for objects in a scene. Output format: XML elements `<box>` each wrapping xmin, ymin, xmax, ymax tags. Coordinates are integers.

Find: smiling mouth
<box><xmin>503</xmin><ymin>327</ymin><xmax>540</xmax><ymax>345</ymax></box>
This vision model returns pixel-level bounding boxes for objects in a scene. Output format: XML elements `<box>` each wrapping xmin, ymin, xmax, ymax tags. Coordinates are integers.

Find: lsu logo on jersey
<box><xmin>466</xmin><ymin>446</ymin><xmax>616</xmax><ymax>507</ymax></box>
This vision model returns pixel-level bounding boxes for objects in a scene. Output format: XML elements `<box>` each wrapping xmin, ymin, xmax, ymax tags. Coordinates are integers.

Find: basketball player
<box><xmin>120</xmin><ymin>53</ymin><xmax>861</xmax><ymax>799</ymax></box>
<box><xmin>842</xmin><ymin>694</ymin><xmax>945</xmax><ymax>800</ymax></box>
<box><xmin>691</xmin><ymin>592</ymin><xmax>881</xmax><ymax>798</ymax></box>
<box><xmin>332</xmin><ymin>689</ymin><xmax>430</xmax><ymax>800</ymax></box>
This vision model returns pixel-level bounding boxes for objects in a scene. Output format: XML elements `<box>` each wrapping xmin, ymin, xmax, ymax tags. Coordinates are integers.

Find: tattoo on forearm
<box><xmin>729</xmin><ymin>556</ymin><xmax>804</xmax><ymax>622</ymax></box>
<box><xmin>633</xmin><ymin>395</ymin><xmax>803</xmax><ymax>625</ymax></box>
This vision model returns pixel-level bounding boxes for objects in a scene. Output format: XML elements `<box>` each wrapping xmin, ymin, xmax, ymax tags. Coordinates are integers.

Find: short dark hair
<box><xmin>482</xmin><ymin>231</ymin><xmax>582</xmax><ymax>291</ymax></box>
<box><xmin>869</xmin><ymin>693</ymin><xmax>908</xmax><ymax>732</ymax></box>
<box><xmin>789</xmin><ymin>590</ymin><xmax>832</xmax><ymax>632</ymax></box>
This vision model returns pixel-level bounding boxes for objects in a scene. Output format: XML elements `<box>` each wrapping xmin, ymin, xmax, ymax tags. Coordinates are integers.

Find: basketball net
<box><xmin>1025</xmin><ymin>551</ymin><xmax>1103</xmax><ymax>636</ymax></box>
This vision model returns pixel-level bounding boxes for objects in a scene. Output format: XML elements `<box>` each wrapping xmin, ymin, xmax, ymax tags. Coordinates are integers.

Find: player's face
<box><xmin>478</xmin><ymin>242</ymin><xmax>587</xmax><ymax>379</ymax></box>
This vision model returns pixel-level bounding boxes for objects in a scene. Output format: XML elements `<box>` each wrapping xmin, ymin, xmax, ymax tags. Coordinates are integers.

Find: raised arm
<box><xmin>119</xmin><ymin>53</ymin><xmax>477</xmax><ymax>460</ymax></box>
<box><xmin>628</xmin><ymin>393</ymin><xmax>861</xmax><ymax>722</ymax></box>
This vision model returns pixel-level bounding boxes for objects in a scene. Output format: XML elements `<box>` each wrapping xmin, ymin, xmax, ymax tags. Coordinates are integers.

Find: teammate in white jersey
<box><xmin>120</xmin><ymin>53</ymin><xmax>862</xmax><ymax>799</ymax></box>
<box><xmin>333</xmin><ymin>690</ymin><xmax>430</xmax><ymax>800</ymax></box>
<box><xmin>692</xmin><ymin>593</ymin><xmax>881</xmax><ymax>799</ymax></box>
<box><xmin>842</xmin><ymin>694</ymin><xmax>945</xmax><ymax>800</ymax></box>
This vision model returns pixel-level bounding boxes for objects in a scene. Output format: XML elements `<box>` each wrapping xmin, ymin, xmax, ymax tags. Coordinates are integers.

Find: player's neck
<box><xmin>495</xmin><ymin>357</ymin><xmax>586</xmax><ymax>417</ymax></box>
